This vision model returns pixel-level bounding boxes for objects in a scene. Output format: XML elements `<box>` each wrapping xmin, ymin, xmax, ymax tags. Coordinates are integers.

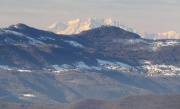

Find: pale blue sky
<box><xmin>0</xmin><ymin>0</ymin><xmax>179</xmax><ymax>33</ymax></box>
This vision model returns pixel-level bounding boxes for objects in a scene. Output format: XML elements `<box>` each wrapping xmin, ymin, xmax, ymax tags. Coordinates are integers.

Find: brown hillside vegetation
<box><xmin>0</xmin><ymin>94</ymin><xmax>179</xmax><ymax>109</ymax></box>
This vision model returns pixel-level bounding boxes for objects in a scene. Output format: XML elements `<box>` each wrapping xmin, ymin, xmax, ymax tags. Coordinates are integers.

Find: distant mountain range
<box><xmin>47</xmin><ymin>18</ymin><xmax>180</xmax><ymax>39</ymax></box>
<box><xmin>0</xmin><ymin>23</ymin><xmax>180</xmax><ymax>104</ymax></box>
<box><xmin>47</xmin><ymin>18</ymin><xmax>136</xmax><ymax>35</ymax></box>
<box><xmin>140</xmin><ymin>31</ymin><xmax>180</xmax><ymax>39</ymax></box>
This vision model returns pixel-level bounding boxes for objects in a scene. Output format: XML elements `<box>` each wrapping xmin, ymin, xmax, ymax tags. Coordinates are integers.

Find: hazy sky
<box><xmin>0</xmin><ymin>0</ymin><xmax>179</xmax><ymax>33</ymax></box>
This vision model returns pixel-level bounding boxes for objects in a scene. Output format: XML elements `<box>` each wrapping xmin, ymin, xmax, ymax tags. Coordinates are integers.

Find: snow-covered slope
<box><xmin>47</xmin><ymin>18</ymin><xmax>179</xmax><ymax>39</ymax></box>
<box><xmin>47</xmin><ymin>18</ymin><xmax>136</xmax><ymax>35</ymax></box>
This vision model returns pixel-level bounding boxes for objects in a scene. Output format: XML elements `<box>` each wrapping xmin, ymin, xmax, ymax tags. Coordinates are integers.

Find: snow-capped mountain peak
<box><xmin>141</xmin><ymin>31</ymin><xmax>180</xmax><ymax>39</ymax></box>
<box><xmin>47</xmin><ymin>18</ymin><xmax>135</xmax><ymax>35</ymax></box>
<box><xmin>158</xmin><ymin>31</ymin><xmax>180</xmax><ymax>39</ymax></box>
<box><xmin>47</xmin><ymin>22</ymin><xmax>67</xmax><ymax>33</ymax></box>
<box><xmin>47</xmin><ymin>18</ymin><xmax>179</xmax><ymax>39</ymax></box>
<box><xmin>68</xmin><ymin>18</ymin><xmax>80</xmax><ymax>24</ymax></box>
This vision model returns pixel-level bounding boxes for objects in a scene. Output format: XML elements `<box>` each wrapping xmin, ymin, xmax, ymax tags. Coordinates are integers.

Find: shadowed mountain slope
<box><xmin>0</xmin><ymin>94</ymin><xmax>179</xmax><ymax>109</ymax></box>
<box><xmin>0</xmin><ymin>24</ymin><xmax>180</xmax><ymax>104</ymax></box>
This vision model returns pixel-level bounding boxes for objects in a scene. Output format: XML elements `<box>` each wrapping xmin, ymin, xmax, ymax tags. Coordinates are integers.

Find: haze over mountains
<box><xmin>47</xmin><ymin>18</ymin><xmax>180</xmax><ymax>39</ymax></box>
<box><xmin>0</xmin><ymin>23</ymin><xmax>180</xmax><ymax>104</ymax></box>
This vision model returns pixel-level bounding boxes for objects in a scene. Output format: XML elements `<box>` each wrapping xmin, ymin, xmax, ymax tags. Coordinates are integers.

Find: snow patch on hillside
<box><xmin>0</xmin><ymin>65</ymin><xmax>9</xmax><ymax>69</ymax></box>
<box><xmin>0</xmin><ymin>66</ymin><xmax>33</xmax><ymax>72</ymax></box>
<box><xmin>97</xmin><ymin>59</ymin><xmax>133</xmax><ymax>70</ymax></box>
<box><xmin>26</xmin><ymin>36</ymin><xmax>44</xmax><ymax>44</ymax></box>
<box><xmin>52</xmin><ymin>62</ymin><xmax>101</xmax><ymax>73</ymax></box>
<box><xmin>18</xmin><ymin>69</ymin><xmax>32</xmax><ymax>73</ymax></box>
<box><xmin>65</xmin><ymin>40</ymin><xmax>83</xmax><ymax>47</ymax></box>
<box><xmin>39</xmin><ymin>36</ymin><xmax>55</xmax><ymax>40</ymax></box>
<box><xmin>143</xmin><ymin>64</ymin><xmax>180</xmax><ymax>77</ymax></box>
<box><xmin>74</xmin><ymin>61</ymin><xmax>101</xmax><ymax>70</ymax></box>
<box><xmin>75</xmin><ymin>62</ymin><xmax>91</xmax><ymax>69</ymax></box>
<box><xmin>150</xmin><ymin>40</ymin><xmax>180</xmax><ymax>50</ymax></box>
<box><xmin>3</xmin><ymin>30</ymin><xmax>24</xmax><ymax>36</ymax></box>
<box><xmin>22</xmin><ymin>94</ymin><xmax>36</xmax><ymax>97</ymax></box>
<box><xmin>51</xmin><ymin>64</ymin><xmax>63</xmax><ymax>71</ymax></box>
<box><xmin>141</xmin><ymin>60</ymin><xmax>180</xmax><ymax>77</ymax></box>
<box><xmin>154</xmin><ymin>40</ymin><xmax>180</xmax><ymax>46</ymax></box>
<box><xmin>113</xmin><ymin>39</ymin><xmax>149</xmax><ymax>45</ymax></box>
<box><xmin>51</xmin><ymin>64</ymin><xmax>73</xmax><ymax>72</ymax></box>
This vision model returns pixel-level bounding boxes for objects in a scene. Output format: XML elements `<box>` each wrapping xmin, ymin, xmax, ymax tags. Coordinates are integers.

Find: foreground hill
<box><xmin>0</xmin><ymin>24</ymin><xmax>180</xmax><ymax>103</ymax></box>
<box><xmin>0</xmin><ymin>94</ymin><xmax>179</xmax><ymax>109</ymax></box>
